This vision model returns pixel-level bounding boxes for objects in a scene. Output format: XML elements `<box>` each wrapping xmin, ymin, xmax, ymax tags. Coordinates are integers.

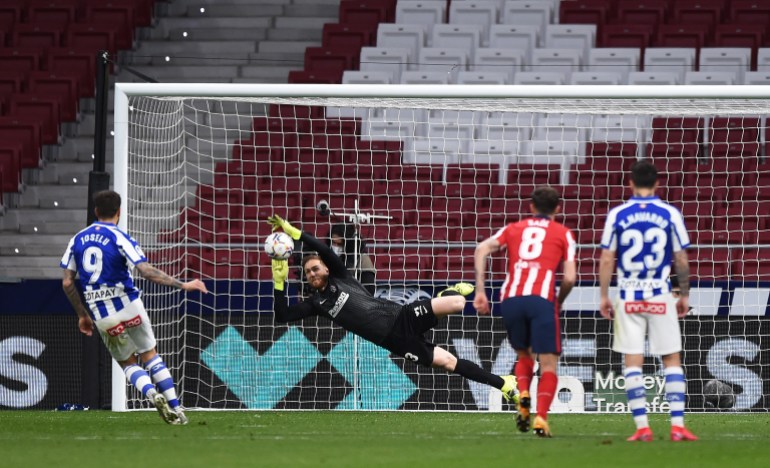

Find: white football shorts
<box><xmin>94</xmin><ymin>299</ymin><xmax>157</xmax><ymax>362</ymax></box>
<box><xmin>612</xmin><ymin>292</ymin><xmax>682</xmax><ymax>356</ymax></box>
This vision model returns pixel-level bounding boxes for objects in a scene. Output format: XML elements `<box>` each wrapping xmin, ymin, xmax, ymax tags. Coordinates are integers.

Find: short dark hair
<box><xmin>301</xmin><ymin>253</ymin><xmax>323</xmax><ymax>270</ymax></box>
<box><xmin>631</xmin><ymin>160</ymin><xmax>658</xmax><ymax>188</ymax></box>
<box><xmin>93</xmin><ymin>190</ymin><xmax>121</xmax><ymax>219</ymax></box>
<box><xmin>531</xmin><ymin>186</ymin><xmax>560</xmax><ymax>215</ymax></box>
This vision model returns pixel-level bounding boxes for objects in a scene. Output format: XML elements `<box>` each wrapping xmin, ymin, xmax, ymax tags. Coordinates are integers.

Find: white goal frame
<box><xmin>112</xmin><ymin>83</ymin><xmax>770</xmax><ymax>412</ymax></box>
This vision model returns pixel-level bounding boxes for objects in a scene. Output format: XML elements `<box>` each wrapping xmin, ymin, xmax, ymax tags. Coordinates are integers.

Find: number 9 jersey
<box><xmin>600</xmin><ymin>195</ymin><xmax>690</xmax><ymax>301</ymax></box>
<box><xmin>493</xmin><ymin>216</ymin><xmax>576</xmax><ymax>303</ymax></box>
<box><xmin>60</xmin><ymin>221</ymin><xmax>147</xmax><ymax>320</ymax></box>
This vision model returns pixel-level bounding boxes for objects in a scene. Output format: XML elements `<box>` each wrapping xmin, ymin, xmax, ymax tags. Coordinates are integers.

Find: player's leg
<box><xmin>528</xmin><ymin>298</ymin><xmax>561</xmax><ymax>438</ymax></box>
<box><xmin>650</xmin><ymin>295</ymin><xmax>696</xmax><ymax>441</ymax></box>
<box><xmin>513</xmin><ymin>349</ymin><xmax>535</xmax><ymax>433</ymax></box>
<box><xmin>118</xmin><ymin>354</ymin><xmax>158</xmax><ymax>401</ymax></box>
<box><xmin>613</xmin><ymin>299</ymin><xmax>653</xmax><ymax>441</ymax></box>
<box><xmin>501</xmin><ymin>297</ymin><xmax>536</xmax><ymax>431</ymax></box>
<box><xmin>431</xmin><ymin>346</ymin><xmax>517</xmax><ymax>402</ymax></box>
<box><xmin>431</xmin><ymin>282</ymin><xmax>474</xmax><ymax>317</ymax></box>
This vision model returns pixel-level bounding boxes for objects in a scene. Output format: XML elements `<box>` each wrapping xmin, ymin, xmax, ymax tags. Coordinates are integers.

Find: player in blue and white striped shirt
<box><xmin>61</xmin><ymin>190</ymin><xmax>208</xmax><ymax>424</ymax></box>
<box><xmin>599</xmin><ymin>160</ymin><xmax>697</xmax><ymax>442</ymax></box>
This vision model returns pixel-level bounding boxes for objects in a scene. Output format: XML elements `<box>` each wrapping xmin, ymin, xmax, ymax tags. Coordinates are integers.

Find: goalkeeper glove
<box><xmin>267</xmin><ymin>214</ymin><xmax>301</xmax><ymax>241</ymax></box>
<box><xmin>272</xmin><ymin>259</ymin><xmax>289</xmax><ymax>291</ymax></box>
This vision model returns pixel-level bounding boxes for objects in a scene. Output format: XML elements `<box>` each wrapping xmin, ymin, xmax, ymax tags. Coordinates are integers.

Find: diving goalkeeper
<box><xmin>268</xmin><ymin>215</ymin><xmax>518</xmax><ymax>402</ymax></box>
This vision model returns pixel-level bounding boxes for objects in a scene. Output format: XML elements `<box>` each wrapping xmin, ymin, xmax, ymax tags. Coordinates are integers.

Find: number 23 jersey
<box><xmin>494</xmin><ymin>216</ymin><xmax>576</xmax><ymax>303</ymax></box>
<box><xmin>60</xmin><ymin>221</ymin><xmax>147</xmax><ymax>319</ymax></box>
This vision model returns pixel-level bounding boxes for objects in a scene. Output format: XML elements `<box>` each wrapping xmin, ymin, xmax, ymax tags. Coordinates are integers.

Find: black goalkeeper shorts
<box><xmin>380</xmin><ymin>299</ymin><xmax>438</xmax><ymax>367</ymax></box>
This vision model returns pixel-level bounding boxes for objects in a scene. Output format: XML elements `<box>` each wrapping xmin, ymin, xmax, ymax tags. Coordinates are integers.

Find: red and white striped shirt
<box><xmin>493</xmin><ymin>217</ymin><xmax>576</xmax><ymax>302</ymax></box>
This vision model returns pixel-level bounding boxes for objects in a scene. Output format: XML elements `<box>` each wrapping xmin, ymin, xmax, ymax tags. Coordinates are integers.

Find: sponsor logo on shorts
<box><xmin>327</xmin><ymin>292</ymin><xmax>349</xmax><ymax>318</ymax></box>
<box><xmin>625</xmin><ymin>301</ymin><xmax>666</xmax><ymax>315</ymax></box>
<box><xmin>105</xmin><ymin>316</ymin><xmax>142</xmax><ymax>337</ymax></box>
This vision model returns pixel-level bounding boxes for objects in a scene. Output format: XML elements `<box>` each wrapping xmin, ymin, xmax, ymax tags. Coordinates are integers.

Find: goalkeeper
<box><xmin>268</xmin><ymin>215</ymin><xmax>518</xmax><ymax>402</ymax></box>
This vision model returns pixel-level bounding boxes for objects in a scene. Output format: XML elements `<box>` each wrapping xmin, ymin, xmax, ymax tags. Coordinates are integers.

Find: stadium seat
<box><xmin>399</xmin><ymin>71</ymin><xmax>450</xmax><ymax>84</ymax></box>
<box><xmin>559</xmin><ymin>0</ymin><xmax>611</xmax><ymax>33</ymax></box>
<box><xmin>403</xmin><ymin>139</ymin><xmax>462</xmax><ymax>167</ymax></box>
<box><xmin>513</xmin><ymin>72</ymin><xmax>565</xmax><ymax>84</ymax></box>
<box><xmin>654</xmin><ymin>23</ymin><xmax>711</xmax><ymax>49</ymax></box>
<box><xmin>456</xmin><ymin>71</ymin><xmax>509</xmax><ymax>84</ymax></box>
<box><xmin>729</xmin><ymin>1</ymin><xmax>770</xmax><ymax>26</ymax></box>
<box><xmin>743</xmin><ymin>71</ymin><xmax>770</xmax><ymax>84</ymax></box>
<box><xmin>683</xmin><ymin>71</ymin><xmax>736</xmax><ymax>85</ymax></box>
<box><xmin>431</xmin><ymin>24</ymin><xmax>483</xmax><ymax>60</ymax></box>
<box><xmin>342</xmin><ymin>70</ymin><xmax>392</xmax><ymax>84</ymax></box>
<box><xmin>713</xmin><ymin>24</ymin><xmax>765</xmax><ymax>66</ymax></box>
<box><xmin>340</xmin><ymin>0</ymin><xmax>396</xmax><ymax>28</ymax></box>
<box><xmin>627</xmin><ymin>71</ymin><xmax>680</xmax><ymax>85</ymax></box>
<box><xmin>472</xmin><ymin>47</ymin><xmax>525</xmax><ymax>82</ymax></box>
<box><xmin>530</xmin><ymin>48</ymin><xmax>583</xmax><ymax>81</ymax></box>
<box><xmin>448</xmin><ymin>0</ymin><xmax>499</xmax><ymax>41</ymax></box>
<box><xmin>10</xmin><ymin>23</ymin><xmax>63</xmax><ymax>48</ymax></box>
<box><xmin>9</xmin><ymin>96</ymin><xmax>61</xmax><ymax>145</ymax></box>
<box><xmin>83</xmin><ymin>4</ymin><xmax>136</xmax><ymax>50</ymax></box>
<box><xmin>699</xmin><ymin>48</ymin><xmax>752</xmax><ymax>83</ymax></box>
<box><xmin>616</xmin><ymin>0</ymin><xmax>668</xmax><ymax>25</ymax></box>
<box><xmin>0</xmin><ymin>144</ymin><xmax>22</xmax><ymax>193</ymax></box>
<box><xmin>672</xmin><ymin>0</ymin><xmax>725</xmax><ymax>24</ymax></box>
<box><xmin>544</xmin><ymin>24</ymin><xmax>596</xmax><ymax>62</ymax></box>
<box><xmin>359</xmin><ymin>46</ymin><xmax>411</xmax><ymax>83</ymax></box>
<box><xmin>323</xmin><ymin>23</ymin><xmax>375</xmax><ymax>50</ymax></box>
<box><xmin>502</xmin><ymin>0</ymin><xmax>551</xmax><ymax>37</ymax></box>
<box><xmin>0</xmin><ymin>117</ymin><xmax>41</xmax><ymax>169</ymax></box>
<box><xmin>586</xmin><ymin>48</ymin><xmax>640</xmax><ymax>82</ymax></box>
<box><xmin>466</xmin><ymin>140</ymin><xmax>518</xmax><ymax>183</ymax></box>
<box><xmin>591</xmin><ymin>114</ymin><xmax>650</xmax><ymax>142</ymax></box>
<box><xmin>477</xmin><ymin>112</ymin><xmax>535</xmax><ymax>140</ymax></box>
<box><xmin>288</xmin><ymin>71</ymin><xmax>341</xmax><ymax>84</ymax></box>
<box><xmin>644</xmin><ymin>48</ymin><xmax>696</xmax><ymax>82</ymax></box>
<box><xmin>489</xmin><ymin>24</ymin><xmax>540</xmax><ymax>61</ymax></box>
<box><xmin>395</xmin><ymin>0</ymin><xmax>446</xmax><ymax>38</ymax></box>
<box><xmin>304</xmin><ymin>47</ymin><xmax>359</xmax><ymax>79</ymax></box>
<box><xmin>47</xmin><ymin>48</ymin><xmax>97</xmax><ymax>98</ymax></box>
<box><xmin>599</xmin><ymin>23</ymin><xmax>653</xmax><ymax>49</ymax></box>
<box><xmin>376</xmin><ymin>23</ymin><xmax>427</xmax><ymax>58</ymax></box>
<box><xmin>65</xmin><ymin>24</ymin><xmax>118</xmax><ymax>54</ymax></box>
<box><xmin>734</xmin><ymin>249</ymin><xmax>770</xmax><ymax>281</ymax></box>
<box><xmin>417</xmin><ymin>47</ymin><xmax>468</xmax><ymax>79</ymax></box>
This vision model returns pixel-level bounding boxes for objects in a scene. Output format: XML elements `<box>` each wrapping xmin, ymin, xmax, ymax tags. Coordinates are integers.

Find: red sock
<box><xmin>537</xmin><ymin>372</ymin><xmax>558</xmax><ymax>420</ymax></box>
<box><xmin>515</xmin><ymin>355</ymin><xmax>535</xmax><ymax>394</ymax></box>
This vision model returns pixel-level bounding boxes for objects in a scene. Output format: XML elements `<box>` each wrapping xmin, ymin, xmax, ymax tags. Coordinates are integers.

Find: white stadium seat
<box><xmin>756</xmin><ymin>48</ymin><xmax>770</xmax><ymax>71</ymax></box>
<box><xmin>570</xmin><ymin>71</ymin><xmax>623</xmax><ymax>85</ymax></box>
<box><xmin>743</xmin><ymin>71</ymin><xmax>770</xmax><ymax>85</ymax></box>
<box><xmin>684</xmin><ymin>71</ymin><xmax>736</xmax><ymax>85</ymax></box>
<box><xmin>513</xmin><ymin>71</ymin><xmax>565</xmax><ymax>84</ymax></box>
<box><xmin>395</xmin><ymin>0</ymin><xmax>447</xmax><ymax>40</ymax></box>
<box><xmin>530</xmin><ymin>48</ymin><xmax>583</xmax><ymax>81</ymax></box>
<box><xmin>448</xmin><ymin>0</ymin><xmax>499</xmax><ymax>45</ymax></box>
<box><xmin>468</xmin><ymin>139</ymin><xmax>519</xmax><ymax>183</ymax></box>
<box><xmin>403</xmin><ymin>139</ymin><xmax>463</xmax><ymax>165</ymax></box>
<box><xmin>376</xmin><ymin>24</ymin><xmax>427</xmax><ymax>59</ymax></box>
<box><xmin>586</xmin><ymin>48</ymin><xmax>640</xmax><ymax>83</ymax></box>
<box><xmin>456</xmin><ymin>71</ymin><xmax>509</xmax><ymax>84</ymax></box>
<box><xmin>518</xmin><ymin>140</ymin><xmax>581</xmax><ymax>170</ymax></box>
<box><xmin>699</xmin><ymin>48</ymin><xmax>751</xmax><ymax>84</ymax></box>
<box><xmin>627</xmin><ymin>71</ymin><xmax>680</xmax><ymax>85</ymax></box>
<box><xmin>428</xmin><ymin>109</ymin><xmax>480</xmax><ymax>126</ymax></box>
<box><xmin>400</xmin><ymin>71</ymin><xmax>451</xmax><ymax>84</ymax></box>
<box><xmin>489</xmin><ymin>24</ymin><xmax>540</xmax><ymax>61</ymax></box>
<box><xmin>417</xmin><ymin>47</ymin><xmax>469</xmax><ymax>80</ymax></box>
<box><xmin>472</xmin><ymin>47</ymin><xmax>526</xmax><ymax>82</ymax></box>
<box><xmin>501</xmin><ymin>0</ymin><xmax>552</xmax><ymax>39</ymax></box>
<box><xmin>359</xmin><ymin>47</ymin><xmax>411</xmax><ymax>83</ymax></box>
<box><xmin>544</xmin><ymin>24</ymin><xmax>596</xmax><ymax>62</ymax></box>
<box><xmin>342</xmin><ymin>71</ymin><xmax>392</xmax><ymax>84</ymax></box>
<box><xmin>590</xmin><ymin>114</ymin><xmax>650</xmax><ymax>142</ymax></box>
<box><xmin>644</xmin><ymin>48</ymin><xmax>696</xmax><ymax>82</ymax></box>
<box><xmin>431</xmin><ymin>24</ymin><xmax>483</xmax><ymax>60</ymax></box>
<box><xmin>477</xmin><ymin>112</ymin><xmax>534</xmax><ymax>141</ymax></box>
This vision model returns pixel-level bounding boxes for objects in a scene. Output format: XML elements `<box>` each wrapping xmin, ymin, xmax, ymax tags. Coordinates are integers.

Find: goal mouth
<box><xmin>113</xmin><ymin>83</ymin><xmax>770</xmax><ymax>413</ymax></box>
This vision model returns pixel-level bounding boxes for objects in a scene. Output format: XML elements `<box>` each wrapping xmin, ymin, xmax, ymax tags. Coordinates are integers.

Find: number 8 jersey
<box><xmin>60</xmin><ymin>221</ymin><xmax>147</xmax><ymax>320</ymax></box>
<box><xmin>494</xmin><ymin>216</ymin><xmax>576</xmax><ymax>302</ymax></box>
<box><xmin>600</xmin><ymin>195</ymin><xmax>690</xmax><ymax>300</ymax></box>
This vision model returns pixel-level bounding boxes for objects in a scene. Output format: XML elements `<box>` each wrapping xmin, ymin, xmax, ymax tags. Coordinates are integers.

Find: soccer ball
<box><xmin>264</xmin><ymin>232</ymin><xmax>294</xmax><ymax>260</ymax></box>
<box><xmin>703</xmin><ymin>379</ymin><xmax>735</xmax><ymax>410</ymax></box>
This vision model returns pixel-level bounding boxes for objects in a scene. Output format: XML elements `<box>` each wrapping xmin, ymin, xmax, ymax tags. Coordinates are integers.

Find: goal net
<box><xmin>114</xmin><ymin>84</ymin><xmax>770</xmax><ymax>413</ymax></box>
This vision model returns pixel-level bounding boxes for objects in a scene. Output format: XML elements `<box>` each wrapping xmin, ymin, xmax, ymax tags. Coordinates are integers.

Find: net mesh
<box><xmin>122</xmin><ymin>92</ymin><xmax>770</xmax><ymax>412</ymax></box>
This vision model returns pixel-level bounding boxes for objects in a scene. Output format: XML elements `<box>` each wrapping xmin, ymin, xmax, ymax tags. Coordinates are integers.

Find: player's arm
<box><xmin>557</xmin><ymin>260</ymin><xmax>576</xmax><ymax>307</ymax></box>
<box><xmin>272</xmin><ymin>259</ymin><xmax>317</xmax><ymax>322</ymax></box>
<box><xmin>268</xmin><ymin>214</ymin><xmax>347</xmax><ymax>277</ymax></box>
<box><xmin>61</xmin><ymin>269</ymin><xmax>93</xmax><ymax>336</ymax></box>
<box><xmin>135</xmin><ymin>262</ymin><xmax>209</xmax><ymax>293</ymax></box>
<box><xmin>673</xmin><ymin>249</ymin><xmax>690</xmax><ymax>318</ymax></box>
<box><xmin>598</xmin><ymin>249</ymin><xmax>616</xmax><ymax>319</ymax></box>
<box><xmin>473</xmin><ymin>236</ymin><xmax>501</xmax><ymax>315</ymax></box>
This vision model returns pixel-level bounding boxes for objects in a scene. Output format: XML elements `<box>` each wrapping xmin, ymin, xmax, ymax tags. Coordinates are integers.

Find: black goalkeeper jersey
<box><xmin>273</xmin><ymin>231</ymin><xmax>400</xmax><ymax>344</ymax></box>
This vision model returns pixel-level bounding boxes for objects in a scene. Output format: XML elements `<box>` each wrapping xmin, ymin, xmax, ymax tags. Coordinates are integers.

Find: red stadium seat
<box><xmin>599</xmin><ymin>23</ymin><xmax>654</xmax><ymax>48</ymax></box>
<box><xmin>615</xmin><ymin>0</ymin><xmax>668</xmax><ymax>25</ymax></box>
<box><xmin>655</xmin><ymin>23</ymin><xmax>711</xmax><ymax>49</ymax></box>
<box><xmin>0</xmin><ymin>5</ymin><xmax>22</xmax><ymax>32</ymax></box>
<box><xmin>729</xmin><ymin>1</ymin><xmax>770</xmax><ymax>26</ymax></box>
<box><xmin>47</xmin><ymin>48</ymin><xmax>98</xmax><ymax>98</ymax></box>
<box><xmin>733</xmin><ymin>249</ymin><xmax>770</xmax><ymax>280</ymax></box>
<box><xmin>0</xmin><ymin>117</ymin><xmax>41</xmax><ymax>169</ymax></box>
<box><xmin>11</xmin><ymin>23</ymin><xmax>63</xmax><ymax>48</ymax></box>
<box><xmin>200</xmin><ymin>249</ymin><xmax>248</xmax><ymax>280</ymax></box>
<box><xmin>288</xmin><ymin>70</ymin><xmax>341</xmax><ymax>84</ymax></box>
<box><xmin>672</xmin><ymin>0</ymin><xmax>725</xmax><ymax>25</ymax></box>
<box><xmin>339</xmin><ymin>0</ymin><xmax>396</xmax><ymax>28</ymax></box>
<box><xmin>64</xmin><ymin>24</ymin><xmax>117</xmax><ymax>54</ymax></box>
<box><xmin>27</xmin><ymin>1</ymin><xmax>79</xmax><ymax>26</ymax></box>
<box><xmin>28</xmin><ymin>72</ymin><xmax>80</xmax><ymax>121</ymax></box>
<box><xmin>713</xmin><ymin>24</ymin><xmax>765</xmax><ymax>67</ymax></box>
<box><xmin>83</xmin><ymin>4</ymin><xmax>136</xmax><ymax>50</ymax></box>
<box><xmin>323</xmin><ymin>23</ymin><xmax>374</xmax><ymax>49</ymax></box>
<box><xmin>560</xmin><ymin>0</ymin><xmax>612</xmax><ymax>32</ymax></box>
<box><xmin>0</xmin><ymin>48</ymin><xmax>44</xmax><ymax>73</ymax></box>
<box><xmin>0</xmin><ymin>70</ymin><xmax>27</xmax><ymax>95</ymax></box>
<box><xmin>9</xmin><ymin>96</ymin><xmax>61</xmax><ymax>145</ymax></box>
<box><xmin>304</xmin><ymin>47</ymin><xmax>359</xmax><ymax>77</ymax></box>
<box><xmin>432</xmin><ymin>249</ymin><xmax>475</xmax><ymax>282</ymax></box>
<box><xmin>0</xmin><ymin>144</ymin><xmax>22</xmax><ymax>193</ymax></box>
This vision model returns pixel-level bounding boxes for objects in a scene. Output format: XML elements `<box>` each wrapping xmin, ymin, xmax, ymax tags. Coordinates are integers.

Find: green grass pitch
<box><xmin>2</xmin><ymin>411</ymin><xmax>770</xmax><ymax>467</ymax></box>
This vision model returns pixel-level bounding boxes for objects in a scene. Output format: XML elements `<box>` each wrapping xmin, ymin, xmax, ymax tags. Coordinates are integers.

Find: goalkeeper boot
<box><xmin>152</xmin><ymin>393</ymin><xmax>175</xmax><ymax>425</ymax></box>
<box><xmin>437</xmin><ymin>282</ymin><xmax>474</xmax><ymax>297</ymax></box>
<box><xmin>500</xmin><ymin>375</ymin><xmax>519</xmax><ymax>407</ymax></box>
<box><xmin>516</xmin><ymin>390</ymin><xmax>531</xmax><ymax>433</ymax></box>
<box><xmin>671</xmin><ymin>426</ymin><xmax>698</xmax><ymax>442</ymax></box>
<box><xmin>627</xmin><ymin>427</ymin><xmax>654</xmax><ymax>442</ymax></box>
<box><xmin>533</xmin><ymin>415</ymin><xmax>552</xmax><ymax>438</ymax></box>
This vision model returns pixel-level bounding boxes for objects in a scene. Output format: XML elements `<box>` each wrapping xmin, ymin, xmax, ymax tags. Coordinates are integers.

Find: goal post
<box><xmin>113</xmin><ymin>83</ymin><xmax>770</xmax><ymax>413</ymax></box>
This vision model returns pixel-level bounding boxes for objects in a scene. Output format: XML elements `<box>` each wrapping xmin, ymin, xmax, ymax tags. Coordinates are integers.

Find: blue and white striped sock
<box><xmin>124</xmin><ymin>364</ymin><xmax>156</xmax><ymax>399</ymax></box>
<box><xmin>624</xmin><ymin>367</ymin><xmax>648</xmax><ymax>429</ymax></box>
<box><xmin>144</xmin><ymin>356</ymin><xmax>180</xmax><ymax>409</ymax></box>
<box><xmin>665</xmin><ymin>366</ymin><xmax>686</xmax><ymax>427</ymax></box>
